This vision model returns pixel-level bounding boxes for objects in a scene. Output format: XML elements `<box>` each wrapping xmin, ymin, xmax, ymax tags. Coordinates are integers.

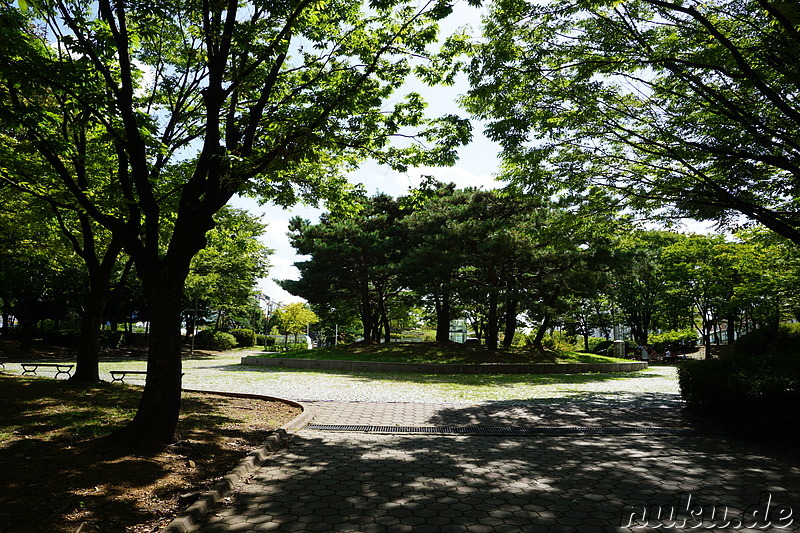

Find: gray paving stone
<box><xmin>192</xmin><ymin>368</ymin><xmax>800</xmax><ymax>533</ymax></box>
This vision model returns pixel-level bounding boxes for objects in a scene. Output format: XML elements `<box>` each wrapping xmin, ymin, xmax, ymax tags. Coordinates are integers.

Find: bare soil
<box><xmin>0</xmin><ymin>342</ymin><xmax>301</xmax><ymax>533</ymax></box>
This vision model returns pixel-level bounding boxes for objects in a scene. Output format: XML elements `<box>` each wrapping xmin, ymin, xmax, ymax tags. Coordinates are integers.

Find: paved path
<box><xmin>5</xmin><ymin>353</ymin><xmax>799</xmax><ymax>530</ymax></box>
<box><xmin>198</xmin><ymin>401</ymin><xmax>800</xmax><ymax>532</ymax></box>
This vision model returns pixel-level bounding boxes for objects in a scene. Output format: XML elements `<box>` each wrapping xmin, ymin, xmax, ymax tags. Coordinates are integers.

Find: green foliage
<box><xmin>194</xmin><ymin>330</ymin><xmax>237</xmax><ymax>351</ymax></box>
<box><xmin>464</xmin><ymin>0</ymin><xmax>800</xmax><ymax>245</ymax></box>
<box><xmin>678</xmin><ymin>355</ymin><xmax>800</xmax><ymax>437</ymax></box>
<box><xmin>272</xmin><ymin>342</ymin><xmax>310</xmax><ymax>353</ymax></box>
<box><xmin>735</xmin><ymin>324</ymin><xmax>800</xmax><ymax>358</ymax></box>
<box><xmin>274</xmin><ymin>303</ymin><xmax>319</xmax><ymax>340</ymax></box>
<box><xmin>228</xmin><ymin>328</ymin><xmax>256</xmax><ymax>348</ymax></box>
<box><xmin>648</xmin><ymin>329</ymin><xmax>698</xmax><ymax>352</ymax></box>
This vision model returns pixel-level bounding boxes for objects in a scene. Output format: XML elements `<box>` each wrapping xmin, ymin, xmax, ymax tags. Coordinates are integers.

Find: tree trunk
<box><xmin>486</xmin><ymin>290</ymin><xmax>499</xmax><ymax>350</ymax></box>
<box><xmin>501</xmin><ymin>295</ymin><xmax>518</xmax><ymax>348</ymax></box>
<box><xmin>359</xmin><ymin>282</ymin><xmax>373</xmax><ymax>341</ymax></box>
<box><xmin>70</xmin><ymin>288</ymin><xmax>106</xmax><ymax>382</ymax></box>
<box><xmin>531</xmin><ymin>312</ymin><xmax>552</xmax><ymax>347</ymax></box>
<box><xmin>71</xmin><ymin>265</ymin><xmax>117</xmax><ymax>383</ymax></box>
<box><xmin>19</xmin><ymin>316</ymin><xmax>36</xmax><ymax>352</ymax></box>
<box><xmin>380</xmin><ymin>299</ymin><xmax>391</xmax><ymax>344</ymax></box>
<box><xmin>107</xmin><ymin>270</ymin><xmax>185</xmax><ymax>449</ymax></box>
<box><xmin>434</xmin><ymin>286</ymin><xmax>451</xmax><ymax>343</ymax></box>
<box><xmin>1</xmin><ymin>298</ymin><xmax>10</xmax><ymax>337</ymax></box>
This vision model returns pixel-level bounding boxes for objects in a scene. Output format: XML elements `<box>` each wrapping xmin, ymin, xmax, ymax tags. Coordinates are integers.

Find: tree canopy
<box><xmin>0</xmin><ymin>0</ymin><xmax>467</xmax><ymax>448</ymax></box>
<box><xmin>464</xmin><ymin>0</ymin><xmax>800</xmax><ymax>242</ymax></box>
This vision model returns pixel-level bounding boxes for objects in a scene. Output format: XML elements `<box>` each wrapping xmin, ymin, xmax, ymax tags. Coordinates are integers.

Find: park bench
<box><xmin>110</xmin><ymin>370</ymin><xmax>183</xmax><ymax>383</ymax></box>
<box><xmin>21</xmin><ymin>363</ymin><xmax>74</xmax><ymax>378</ymax></box>
<box><xmin>110</xmin><ymin>370</ymin><xmax>147</xmax><ymax>382</ymax></box>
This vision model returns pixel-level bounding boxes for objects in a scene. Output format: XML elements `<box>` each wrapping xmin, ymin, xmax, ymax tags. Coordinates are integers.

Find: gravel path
<box><xmin>1</xmin><ymin>350</ymin><xmax>684</xmax><ymax>407</ymax></box>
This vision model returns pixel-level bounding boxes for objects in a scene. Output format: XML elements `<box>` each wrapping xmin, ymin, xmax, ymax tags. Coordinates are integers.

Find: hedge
<box><xmin>678</xmin><ymin>353</ymin><xmax>800</xmax><ymax>438</ymax></box>
<box><xmin>194</xmin><ymin>329</ymin><xmax>237</xmax><ymax>351</ymax></box>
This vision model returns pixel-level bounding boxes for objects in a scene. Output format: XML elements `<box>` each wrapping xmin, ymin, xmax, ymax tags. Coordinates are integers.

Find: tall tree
<box><xmin>0</xmin><ymin>0</ymin><xmax>466</xmax><ymax>448</ymax></box>
<box><xmin>464</xmin><ymin>0</ymin><xmax>800</xmax><ymax>244</ymax></box>
<box><xmin>283</xmin><ymin>194</ymin><xmax>411</xmax><ymax>343</ymax></box>
<box><xmin>184</xmin><ymin>207</ymin><xmax>271</xmax><ymax>334</ymax></box>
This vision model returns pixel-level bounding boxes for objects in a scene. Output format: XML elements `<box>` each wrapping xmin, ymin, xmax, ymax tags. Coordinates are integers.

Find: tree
<box><xmin>0</xmin><ymin>0</ymin><xmax>466</xmax><ymax>448</ymax></box>
<box><xmin>184</xmin><ymin>207</ymin><xmax>271</xmax><ymax>335</ymax></box>
<box><xmin>283</xmin><ymin>194</ymin><xmax>411</xmax><ymax>343</ymax></box>
<box><xmin>274</xmin><ymin>303</ymin><xmax>319</xmax><ymax>344</ymax></box>
<box><xmin>464</xmin><ymin>0</ymin><xmax>800</xmax><ymax>245</ymax></box>
<box><xmin>0</xmin><ymin>191</ymin><xmax>90</xmax><ymax>349</ymax></box>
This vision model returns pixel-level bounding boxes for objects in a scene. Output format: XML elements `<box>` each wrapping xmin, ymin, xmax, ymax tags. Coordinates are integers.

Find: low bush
<box><xmin>735</xmin><ymin>323</ymin><xmax>800</xmax><ymax>358</ymax></box>
<box><xmin>678</xmin><ymin>353</ymin><xmax>800</xmax><ymax>438</ymax></box>
<box><xmin>648</xmin><ymin>328</ymin><xmax>697</xmax><ymax>353</ymax></box>
<box><xmin>194</xmin><ymin>329</ymin><xmax>237</xmax><ymax>351</ymax></box>
<box><xmin>99</xmin><ymin>330</ymin><xmax>127</xmax><ymax>348</ymax></box>
<box><xmin>273</xmin><ymin>342</ymin><xmax>309</xmax><ymax>352</ymax></box>
<box><xmin>229</xmin><ymin>328</ymin><xmax>256</xmax><ymax>347</ymax></box>
<box><xmin>43</xmin><ymin>329</ymin><xmax>80</xmax><ymax>348</ymax></box>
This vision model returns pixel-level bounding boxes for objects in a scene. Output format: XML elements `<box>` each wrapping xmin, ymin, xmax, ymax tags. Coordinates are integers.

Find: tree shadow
<box><xmin>0</xmin><ymin>375</ymin><xmax>279</xmax><ymax>533</ymax></box>
<box><xmin>202</xmin><ymin>423</ymin><xmax>800</xmax><ymax>532</ymax></box>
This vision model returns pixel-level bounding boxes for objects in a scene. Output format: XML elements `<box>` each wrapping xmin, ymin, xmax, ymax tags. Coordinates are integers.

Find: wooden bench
<box><xmin>110</xmin><ymin>370</ymin><xmax>147</xmax><ymax>382</ymax></box>
<box><xmin>21</xmin><ymin>363</ymin><xmax>74</xmax><ymax>378</ymax></box>
<box><xmin>110</xmin><ymin>371</ymin><xmax>183</xmax><ymax>383</ymax></box>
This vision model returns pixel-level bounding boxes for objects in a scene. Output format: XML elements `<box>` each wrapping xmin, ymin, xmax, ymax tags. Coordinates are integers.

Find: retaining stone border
<box><xmin>241</xmin><ymin>356</ymin><xmax>648</xmax><ymax>374</ymax></box>
<box><xmin>160</xmin><ymin>390</ymin><xmax>313</xmax><ymax>533</ymax></box>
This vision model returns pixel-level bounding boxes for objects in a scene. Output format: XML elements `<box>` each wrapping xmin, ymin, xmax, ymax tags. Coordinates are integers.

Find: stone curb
<box><xmin>159</xmin><ymin>390</ymin><xmax>314</xmax><ymax>533</ymax></box>
<box><xmin>242</xmin><ymin>356</ymin><xmax>648</xmax><ymax>374</ymax></box>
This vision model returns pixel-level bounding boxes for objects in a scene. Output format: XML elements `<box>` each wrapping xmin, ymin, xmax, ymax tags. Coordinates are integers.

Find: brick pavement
<box><xmin>195</xmin><ymin>401</ymin><xmax>800</xmax><ymax>532</ymax></box>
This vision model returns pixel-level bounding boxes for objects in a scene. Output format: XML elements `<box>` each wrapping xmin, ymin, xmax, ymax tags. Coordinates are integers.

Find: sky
<box><xmin>229</xmin><ymin>1</ymin><xmax>501</xmax><ymax>306</ymax></box>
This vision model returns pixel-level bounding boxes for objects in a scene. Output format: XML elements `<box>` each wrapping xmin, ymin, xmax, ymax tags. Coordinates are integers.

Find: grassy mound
<box><xmin>256</xmin><ymin>342</ymin><xmax>629</xmax><ymax>365</ymax></box>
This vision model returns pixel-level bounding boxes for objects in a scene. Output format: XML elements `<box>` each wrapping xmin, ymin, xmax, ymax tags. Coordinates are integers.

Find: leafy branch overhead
<box><xmin>463</xmin><ymin>0</ymin><xmax>800</xmax><ymax>242</ymax></box>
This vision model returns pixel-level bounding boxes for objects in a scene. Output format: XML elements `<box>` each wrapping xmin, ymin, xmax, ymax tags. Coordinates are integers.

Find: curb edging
<box><xmin>159</xmin><ymin>390</ymin><xmax>314</xmax><ymax>533</ymax></box>
<box><xmin>241</xmin><ymin>356</ymin><xmax>648</xmax><ymax>374</ymax></box>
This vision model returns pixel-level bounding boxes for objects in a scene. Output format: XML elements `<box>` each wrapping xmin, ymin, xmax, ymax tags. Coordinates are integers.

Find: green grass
<box><xmin>254</xmin><ymin>342</ymin><xmax>629</xmax><ymax>365</ymax></box>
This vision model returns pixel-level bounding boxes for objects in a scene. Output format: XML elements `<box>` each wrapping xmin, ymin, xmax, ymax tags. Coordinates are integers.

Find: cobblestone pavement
<box><xmin>198</xmin><ymin>401</ymin><xmax>800</xmax><ymax>532</ymax></box>
<box><xmin>5</xmin><ymin>353</ymin><xmax>799</xmax><ymax>531</ymax></box>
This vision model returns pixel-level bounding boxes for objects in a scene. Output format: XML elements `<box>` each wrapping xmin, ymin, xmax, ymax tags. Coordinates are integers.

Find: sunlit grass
<box><xmin>254</xmin><ymin>342</ymin><xmax>629</xmax><ymax>365</ymax></box>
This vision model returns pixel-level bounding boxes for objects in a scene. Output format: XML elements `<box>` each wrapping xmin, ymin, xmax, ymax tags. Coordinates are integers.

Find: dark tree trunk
<box><xmin>359</xmin><ymin>282</ymin><xmax>373</xmax><ymax>341</ymax></box>
<box><xmin>1</xmin><ymin>299</ymin><xmax>10</xmax><ymax>337</ymax></box>
<box><xmin>19</xmin><ymin>316</ymin><xmax>36</xmax><ymax>352</ymax></box>
<box><xmin>70</xmin><ymin>285</ymin><xmax>107</xmax><ymax>382</ymax></box>
<box><xmin>486</xmin><ymin>291</ymin><xmax>499</xmax><ymax>351</ymax></box>
<box><xmin>108</xmin><ymin>268</ymin><xmax>186</xmax><ymax>449</ymax></box>
<box><xmin>380</xmin><ymin>299</ymin><xmax>390</xmax><ymax>344</ymax></box>
<box><xmin>501</xmin><ymin>295</ymin><xmax>518</xmax><ymax>348</ymax></box>
<box><xmin>434</xmin><ymin>286</ymin><xmax>451</xmax><ymax>343</ymax></box>
<box><xmin>531</xmin><ymin>312</ymin><xmax>552</xmax><ymax>347</ymax></box>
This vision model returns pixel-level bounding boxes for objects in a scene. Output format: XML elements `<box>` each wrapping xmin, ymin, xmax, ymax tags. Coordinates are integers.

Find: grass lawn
<box><xmin>255</xmin><ymin>342</ymin><xmax>629</xmax><ymax>365</ymax></box>
<box><xmin>0</xmin><ymin>374</ymin><xmax>300</xmax><ymax>533</ymax></box>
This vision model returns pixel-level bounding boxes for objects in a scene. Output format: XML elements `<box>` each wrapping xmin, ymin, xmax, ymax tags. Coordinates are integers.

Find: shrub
<box><xmin>255</xmin><ymin>334</ymin><xmax>266</xmax><ymax>345</ymax></box>
<box><xmin>735</xmin><ymin>323</ymin><xmax>800</xmax><ymax>358</ymax></box>
<box><xmin>264</xmin><ymin>336</ymin><xmax>276</xmax><ymax>347</ymax></box>
<box><xmin>229</xmin><ymin>328</ymin><xmax>256</xmax><ymax>347</ymax></box>
<box><xmin>194</xmin><ymin>329</ymin><xmax>237</xmax><ymax>351</ymax></box>
<box><xmin>678</xmin><ymin>353</ymin><xmax>800</xmax><ymax>438</ymax></box>
<box><xmin>43</xmin><ymin>329</ymin><xmax>80</xmax><ymax>348</ymax></box>
<box><xmin>648</xmin><ymin>328</ymin><xmax>697</xmax><ymax>353</ymax></box>
<box><xmin>274</xmin><ymin>342</ymin><xmax>309</xmax><ymax>352</ymax></box>
<box><xmin>99</xmin><ymin>330</ymin><xmax>127</xmax><ymax>348</ymax></box>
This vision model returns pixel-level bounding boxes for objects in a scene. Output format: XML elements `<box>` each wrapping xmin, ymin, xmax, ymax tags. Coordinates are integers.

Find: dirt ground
<box><xmin>0</xmin><ymin>340</ymin><xmax>302</xmax><ymax>533</ymax></box>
